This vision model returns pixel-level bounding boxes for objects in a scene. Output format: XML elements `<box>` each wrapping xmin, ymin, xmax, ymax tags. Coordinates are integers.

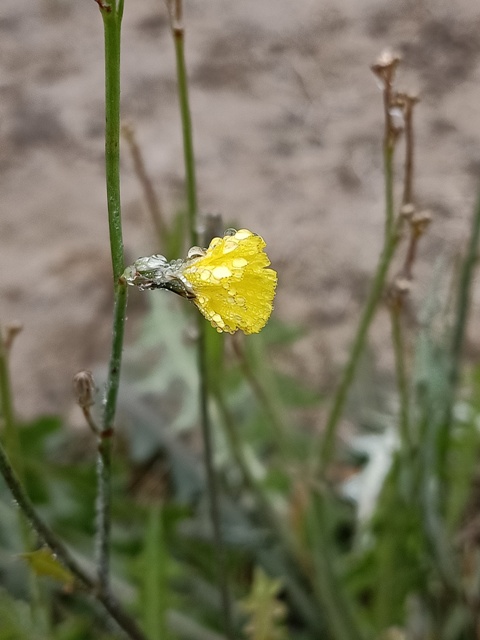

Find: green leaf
<box><xmin>241</xmin><ymin>567</ymin><xmax>288</xmax><ymax>640</ymax></box>
<box><xmin>20</xmin><ymin>547</ymin><xmax>75</xmax><ymax>587</ymax></box>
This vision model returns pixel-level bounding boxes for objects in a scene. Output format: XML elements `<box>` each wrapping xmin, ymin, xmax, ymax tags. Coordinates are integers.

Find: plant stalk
<box><xmin>318</xmin><ymin>227</ymin><xmax>399</xmax><ymax>470</ymax></box>
<box><xmin>170</xmin><ymin>1</ymin><xmax>198</xmax><ymax>245</ymax></box>
<box><xmin>389</xmin><ymin>308</ymin><xmax>411</xmax><ymax>451</ymax></box>
<box><xmin>197</xmin><ymin>326</ymin><xmax>234</xmax><ymax>638</ymax></box>
<box><xmin>168</xmin><ymin>2</ymin><xmax>233</xmax><ymax>636</ymax></box>
<box><xmin>0</xmin><ymin>327</ymin><xmax>22</xmax><ymax>478</ymax></box>
<box><xmin>97</xmin><ymin>0</ymin><xmax>128</xmax><ymax>593</ymax></box>
<box><xmin>317</xmin><ymin>56</ymin><xmax>403</xmax><ymax>472</ymax></box>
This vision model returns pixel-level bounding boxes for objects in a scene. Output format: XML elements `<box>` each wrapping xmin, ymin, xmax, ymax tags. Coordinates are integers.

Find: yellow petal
<box><xmin>182</xmin><ymin>229</ymin><xmax>277</xmax><ymax>334</ymax></box>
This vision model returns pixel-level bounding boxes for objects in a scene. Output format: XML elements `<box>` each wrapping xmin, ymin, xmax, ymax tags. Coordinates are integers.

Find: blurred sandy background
<box><xmin>1</xmin><ymin>0</ymin><xmax>480</xmax><ymax>418</ymax></box>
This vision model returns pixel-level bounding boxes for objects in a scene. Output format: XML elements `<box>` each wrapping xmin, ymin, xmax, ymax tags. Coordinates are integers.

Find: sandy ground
<box><xmin>1</xmin><ymin>0</ymin><xmax>480</xmax><ymax>421</ymax></box>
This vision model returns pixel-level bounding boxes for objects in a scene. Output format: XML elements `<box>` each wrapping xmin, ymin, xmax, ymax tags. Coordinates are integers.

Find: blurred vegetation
<box><xmin>1</xmin><ymin>193</ymin><xmax>480</xmax><ymax>640</ymax></box>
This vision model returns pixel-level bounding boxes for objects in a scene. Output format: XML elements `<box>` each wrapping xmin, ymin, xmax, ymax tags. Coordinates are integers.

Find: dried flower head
<box><xmin>124</xmin><ymin>228</ymin><xmax>277</xmax><ymax>335</ymax></box>
<box><xmin>73</xmin><ymin>370</ymin><xmax>96</xmax><ymax>409</ymax></box>
<box><xmin>371</xmin><ymin>50</ymin><xmax>401</xmax><ymax>84</ymax></box>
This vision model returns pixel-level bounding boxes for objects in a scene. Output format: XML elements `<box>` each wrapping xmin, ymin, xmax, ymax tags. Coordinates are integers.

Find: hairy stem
<box><xmin>97</xmin><ymin>0</ymin><xmax>128</xmax><ymax>593</ymax></box>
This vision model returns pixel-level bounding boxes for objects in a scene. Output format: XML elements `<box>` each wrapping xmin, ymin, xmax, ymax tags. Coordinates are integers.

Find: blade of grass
<box><xmin>143</xmin><ymin>505</ymin><xmax>169</xmax><ymax>639</ymax></box>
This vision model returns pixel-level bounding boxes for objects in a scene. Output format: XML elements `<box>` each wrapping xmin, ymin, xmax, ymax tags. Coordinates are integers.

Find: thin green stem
<box><xmin>0</xmin><ymin>329</ymin><xmax>22</xmax><ymax>478</ymax></box>
<box><xmin>197</xmin><ymin>326</ymin><xmax>234</xmax><ymax>639</ymax></box>
<box><xmin>318</xmin><ymin>227</ymin><xmax>399</xmax><ymax>470</ymax></box>
<box><xmin>438</xmin><ymin>192</ymin><xmax>480</xmax><ymax>486</ymax></box>
<box><xmin>0</xmin><ymin>328</ymin><xmax>45</xmax><ymax>625</ymax></box>
<box><xmin>389</xmin><ymin>308</ymin><xmax>411</xmax><ymax>451</ymax></box>
<box><xmin>450</xmin><ymin>193</ymin><xmax>480</xmax><ymax>390</ymax></box>
<box><xmin>103</xmin><ymin>3</ymin><xmax>124</xmax><ymax>283</ymax></box>
<box><xmin>97</xmin><ymin>0</ymin><xmax>128</xmax><ymax>593</ymax></box>
<box><xmin>214</xmin><ymin>389</ymin><xmax>283</xmax><ymax>535</ymax></box>
<box><xmin>215</xmin><ymin>390</ymin><xmax>326</xmax><ymax>634</ymax></box>
<box><xmin>317</xmin><ymin>59</ymin><xmax>402</xmax><ymax>471</ymax></box>
<box><xmin>231</xmin><ymin>336</ymin><xmax>288</xmax><ymax>453</ymax></box>
<box><xmin>169</xmin><ymin>3</ymin><xmax>233</xmax><ymax>637</ymax></box>
<box><xmin>0</xmin><ymin>439</ymin><xmax>147</xmax><ymax>640</ymax></box>
<box><xmin>173</xmin><ymin>21</ymin><xmax>198</xmax><ymax>244</ymax></box>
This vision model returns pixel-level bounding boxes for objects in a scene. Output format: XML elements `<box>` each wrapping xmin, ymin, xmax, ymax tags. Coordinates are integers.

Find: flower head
<box><xmin>123</xmin><ymin>229</ymin><xmax>277</xmax><ymax>334</ymax></box>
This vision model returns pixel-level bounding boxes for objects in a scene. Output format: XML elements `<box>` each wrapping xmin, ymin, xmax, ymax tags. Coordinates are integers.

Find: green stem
<box><xmin>0</xmin><ymin>330</ymin><xmax>23</xmax><ymax>479</ymax></box>
<box><xmin>318</xmin><ymin>228</ymin><xmax>399</xmax><ymax>470</ymax></box>
<box><xmin>170</xmin><ymin>5</ymin><xmax>233</xmax><ymax>637</ymax></box>
<box><xmin>318</xmin><ymin>82</ymin><xmax>399</xmax><ymax>471</ymax></box>
<box><xmin>450</xmin><ymin>193</ymin><xmax>480</xmax><ymax>390</ymax></box>
<box><xmin>173</xmin><ymin>22</ymin><xmax>198</xmax><ymax>244</ymax></box>
<box><xmin>214</xmin><ymin>389</ymin><xmax>283</xmax><ymax>535</ymax></box>
<box><xmin>0</xmin><ymin>439</ymin><xmax>147</xmax><ymax>640</ymax></box>
<box><xmin>197</xmin><ymin>324</ymin><xmax>234</xmax><ymax>639</ymax></box>
<box><xmin>97</xmin><ymin>0</ymin><xmax>128</xmax><ymax>593</ymax></box>
<box><xmin>103</xmin><ymin>3</ymin><xmax>124</xmax><ymax>283</ymax></box>
<box><xmin>0</xmin><ymin>328</ymin><xmax>41</xmax><ymax>623</ymax></box>
<box><xmin>390</xmin><ymin>307</ymin><xmax>411</xmax><ymax>452</ymax></box>
<box><xmin>215</xmin><ymin>390</ymin><xmax>325</xmax><ymax>633</ymax></box>
<box><xmin>232</xmin><ymin>336</ymin><xmax>288</xmax><ymax>454</ymax></box>
<box><xmin>438</xmin><ymin>192</ymin><xmax>480</xmax><ymax>489</ymax></box>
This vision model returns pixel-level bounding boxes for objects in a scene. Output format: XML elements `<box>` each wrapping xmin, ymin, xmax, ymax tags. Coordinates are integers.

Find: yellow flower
<box><xmin>123</xmin><ymin>228</ymin><xmax>277</xmax><ymax>335</ymax></box>
<box><xmin>183</xmin><ymin>229</ymin><xmax>277</xmax><ymax>334</ymax></box>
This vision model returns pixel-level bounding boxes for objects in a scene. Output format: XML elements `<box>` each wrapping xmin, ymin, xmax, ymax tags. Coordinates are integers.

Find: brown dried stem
<box><xmin>122</xmin><ymin>122</ymin><xmax>167</xmax><ymax>242</ymax></box>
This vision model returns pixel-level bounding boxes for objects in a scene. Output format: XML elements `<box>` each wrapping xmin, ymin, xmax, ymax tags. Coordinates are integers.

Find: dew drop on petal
<box><xmin>232</xmin><ymin>258</ymin><xmax>248</xmax><ymax>268</ymax></box>
<box><xmin>212</xmin><ymin>266</ymin><xmax>232</xmax><ymax>279</ymax></box>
